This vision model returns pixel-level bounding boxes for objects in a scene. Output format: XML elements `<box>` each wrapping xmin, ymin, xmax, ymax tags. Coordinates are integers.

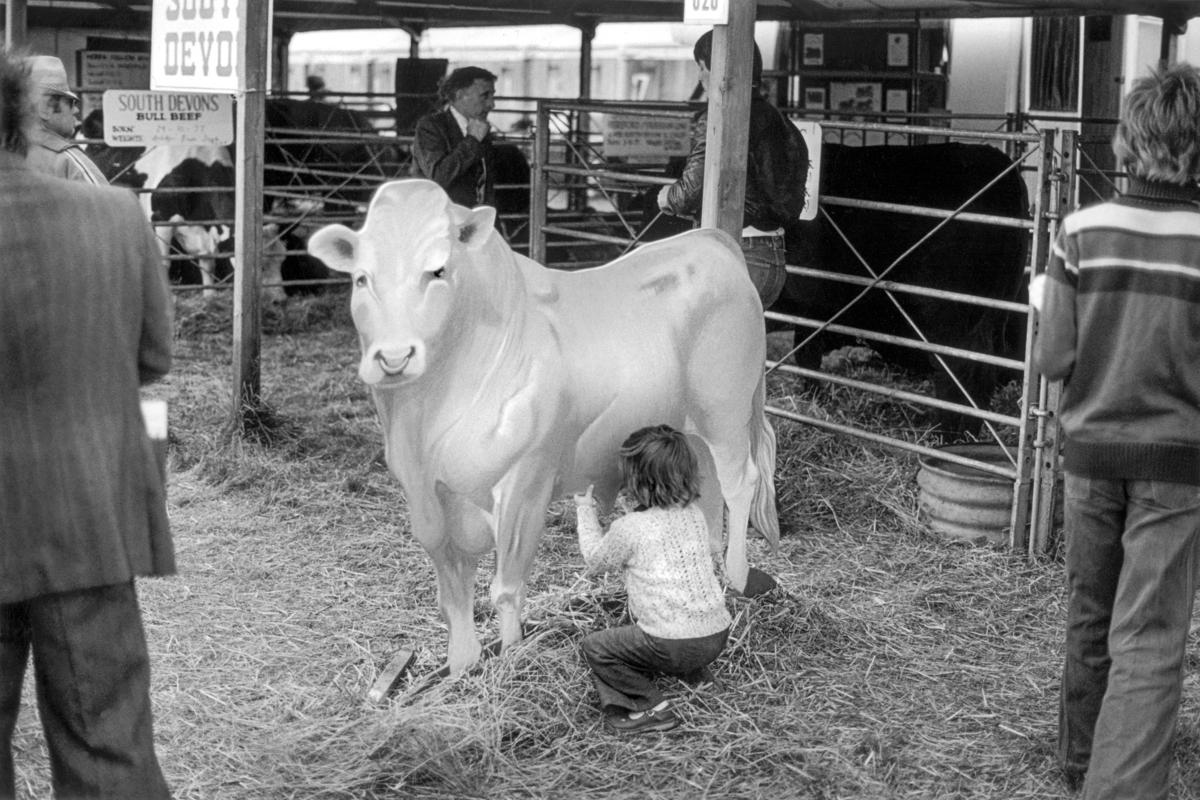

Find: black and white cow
<box><xmin>85</xmin><ymin>99</ymin><xmax>404</xmax><ymax>297</ymax></box>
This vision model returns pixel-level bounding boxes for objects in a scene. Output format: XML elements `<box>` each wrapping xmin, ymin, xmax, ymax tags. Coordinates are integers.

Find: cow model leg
<box><xmin>429</xmin><ymin>539</ymin><xmax>483</xmax><ymax>676</ymax></box>
<box><xmin>705</xmin><ymin>437</ymin><xmax>759</xmax><ymax>594</ymax></box>
<box><xmin>425</xmin><ymin>499</ymin><xmax>497</xmax><ymax>675</ymax></box>
<box><xmin>489</xmin><ymin>468</ymin><xmax>555</xmax><ymax>650</ymax></box>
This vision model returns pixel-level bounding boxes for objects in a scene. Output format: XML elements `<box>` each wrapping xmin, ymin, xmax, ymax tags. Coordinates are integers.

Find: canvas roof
<box><xmin>6</xmin><ymin>0</ymin><xmax>1200</xmax><ymax>36</ymax></box>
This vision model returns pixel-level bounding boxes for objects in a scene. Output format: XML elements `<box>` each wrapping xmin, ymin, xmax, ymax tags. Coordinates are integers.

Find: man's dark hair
<box><xmin>693</xmin><ymin>29</ymin><xmax>763</xmax><ymax>87</ymax></box>
<box><xmin>438</xmin><ymin>66</ymin><xmax>497</xmax><ymax>105</ymax></box>
<box><xmin>0</xmin><ymin>49</ymin><xmax>30</xmax><ymax>156</ymax></box>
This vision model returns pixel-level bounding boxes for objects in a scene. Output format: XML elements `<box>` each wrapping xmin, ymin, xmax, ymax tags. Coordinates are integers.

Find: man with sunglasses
<box><xmin>25</xmin><ymin>55</ymin><xmax>107</xmax><ymax>185</ymax></box>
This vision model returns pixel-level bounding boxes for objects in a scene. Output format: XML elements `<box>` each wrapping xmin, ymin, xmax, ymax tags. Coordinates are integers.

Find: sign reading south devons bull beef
<box><xmin>150</xmin><ymin>0</ymin><xmax>250</xmax><ymax>92</ymax></box>
<box><xmin>102</xmin><ymin>90</ymin><xmax>234</xmax><ymax>146</ymax></box>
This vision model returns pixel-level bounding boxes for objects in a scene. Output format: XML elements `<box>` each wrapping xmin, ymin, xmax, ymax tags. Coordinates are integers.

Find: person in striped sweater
<box><xmin>574</xmin><ymin>425</ymin><xmax>731</xmax><ymax>734</ymax></box>
<box><xmin>1034</xmin><ymin>63</ymin><xmax>1200</xmax><ymax>799</ymax></box>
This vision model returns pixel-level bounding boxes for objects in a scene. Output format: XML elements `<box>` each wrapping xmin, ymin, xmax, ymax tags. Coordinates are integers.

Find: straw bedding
<box><xmin>10</xmin><ymin>292</ymin><xmax>1200</xmax><ymax>799</ymax></box>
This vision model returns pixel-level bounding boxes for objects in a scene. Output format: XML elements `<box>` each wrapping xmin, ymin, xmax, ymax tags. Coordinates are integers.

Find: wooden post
<box><xmin>228</xmin><ymin>0</ymin><xmax>270</xmax><ymax>437</ymax></box>
<box><xmin>530</xmin><ymin>102</ymin><xmax>550</xmax><ymax>264</ymax></box>
<box><xmin>699</xmin><ymin>0</ymin><xmax>756</xmax><ymax>238</ymax></box>
<box><xmin>5</xmin><ymin>0</ymin><xmax>27</xmax><ymax>48</ymax></box>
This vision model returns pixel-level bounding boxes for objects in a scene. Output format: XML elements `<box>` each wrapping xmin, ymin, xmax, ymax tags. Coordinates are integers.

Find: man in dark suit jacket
<box><xmin>411</xmin><ymin>66</ymin><xmax>497</xmax><ymax>208</ymax></box>
<box><xmin>0</xmin><ymin>51</ymin><xmax>173</xmax><ymax>799</ymax></box>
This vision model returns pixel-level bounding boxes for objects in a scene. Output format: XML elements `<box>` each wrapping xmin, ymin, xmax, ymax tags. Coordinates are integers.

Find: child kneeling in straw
<box><xmin>574</xmin><ymin>424</ymin><xmax>730</xmax><ymax>734</ymax></box>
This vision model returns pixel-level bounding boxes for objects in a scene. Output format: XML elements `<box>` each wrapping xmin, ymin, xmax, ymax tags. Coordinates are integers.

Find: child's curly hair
<box><xmin>618</xmin><ymin>424</ymin><xmax>701</xmax><ymax>510</ymax></box>
<box><xmin>0</xmin><ymin>48</ymin><xmax>30</xmax><ymax>156</ymax></box>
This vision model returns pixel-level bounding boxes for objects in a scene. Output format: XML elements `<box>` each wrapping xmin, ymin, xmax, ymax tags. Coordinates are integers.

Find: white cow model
<box><xmin>309</xmin><ymin>179</ymin><xmax>779</xmax><ymax>675</ymax></box>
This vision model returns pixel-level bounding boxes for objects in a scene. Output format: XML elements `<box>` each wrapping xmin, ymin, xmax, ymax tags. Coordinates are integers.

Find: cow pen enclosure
<box><xmin>528</xmin><ymin>99</ymin><xmax>1068</xmax><ymax>556</ymax></box>
<box><xmin>104</xmin><ymin>90</ymin><xmax>1084</xmax><ymax>561</ymax></box>
<box><xmin>124</xmin><ymin>93</ymin><xmax>1076</xmax><ymax>558</ymax></box>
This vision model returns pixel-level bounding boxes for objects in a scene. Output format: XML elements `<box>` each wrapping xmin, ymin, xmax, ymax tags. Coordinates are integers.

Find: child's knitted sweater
<box><xmin>1034</xmin><ymin>179</ymin><xmax>1200</xmax><ymax>484</ymax></box>
<box><xmin>576</xmin><ymin>502</ymin><xmax>731</xmax><ymax>640</ymax></box>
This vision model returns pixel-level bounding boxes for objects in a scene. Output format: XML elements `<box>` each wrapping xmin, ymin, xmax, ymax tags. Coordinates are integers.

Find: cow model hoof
<box><xmin>733</xmin><ymin>566</ymin><xmax>778</xmax><ymax>598</ymax></box>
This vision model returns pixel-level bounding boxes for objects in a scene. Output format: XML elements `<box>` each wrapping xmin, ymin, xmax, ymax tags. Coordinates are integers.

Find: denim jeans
<box><xmin>580</xmin><ymin>624</ymin><xmax>728</xmax><ymax>713</ymax></box>
<box><xmin>740</xmin><ymin>233</ymin><xmax>787</xmax><ymax>310</ymax></box>
<box><xmin>1058</xmin><ymin>474</ymin><xmax>1200</xmax><ymax>800</ymax></box>
<box><xmin>0</xmin><ymin>583</ymin><xmax>169</xmax><ymax>800</ymax></box>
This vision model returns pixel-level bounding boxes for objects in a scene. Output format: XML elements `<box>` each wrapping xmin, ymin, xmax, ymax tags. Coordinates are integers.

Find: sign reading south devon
<box><xmin>151</xmin><ymin>0</ymin><xmax>245</xmax><ymax>92</ymax></box>
<box><xmin>102</xmin><ymin>90</ymin><xmax>234</xmax><ymax>146</ymax></box>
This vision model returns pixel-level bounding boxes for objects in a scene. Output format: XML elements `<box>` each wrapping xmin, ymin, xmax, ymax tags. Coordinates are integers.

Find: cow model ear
<box><xmin>455</xmin><ymin>206</ymin><xmax>497</xmax><ymax>250</ymax></box>
<box><xmin>308</xmin><ymin>224</ymin><xmax>359</xmax><ymax>274</ymax></box>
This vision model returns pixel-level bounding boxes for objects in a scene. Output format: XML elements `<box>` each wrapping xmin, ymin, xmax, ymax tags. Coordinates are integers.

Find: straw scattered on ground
<box><xmin>11</xmin><ymin>291</ymin><xmax>1200</xmax><ymax>799</ymax></box>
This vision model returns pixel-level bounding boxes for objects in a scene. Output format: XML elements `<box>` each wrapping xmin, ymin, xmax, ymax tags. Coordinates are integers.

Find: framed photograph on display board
<box><xmin>830</xmin><ymin>82</ymin><xmax>881</xmax><ymax>115</ymax></box>
<box><xmin>804</xmin><ymin>87</ymin><xmax>827</xmax><ymax>110</ymax></box>
<box><xmin>831</xmin><ymin>82</ymin><xmax>882</xmax><ymax>145</ymax></box>
<box><xmin>803</xmin><ymin>33</ymin><xmax>824</xmax><ymax>66</ymax></box>
<box><xmin>887</xmin><ymin>33</ymin><xmax>910</xmax><ymax>67</ymax></box>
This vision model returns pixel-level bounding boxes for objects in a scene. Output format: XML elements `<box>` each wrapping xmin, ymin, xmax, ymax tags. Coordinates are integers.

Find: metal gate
<box><xmin>529</xmin><ymin>99</ymin><xmax>1069</xmax><ymax>556</ymax></box>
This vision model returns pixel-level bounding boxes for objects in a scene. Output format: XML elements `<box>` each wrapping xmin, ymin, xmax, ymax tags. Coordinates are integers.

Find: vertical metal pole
<box><xmin>700</xmin><ymin>0</ymin><xmax>755</xmax><ymax>238</ymax></box>
<box><xmin>568</xmin><ymin>23</ymin><xmax>595</xmax><ymax>214</ymax></box>
<box><xmin>229</xmin><ymin>0</ymin><xmax>270</xmax><ymax>436</ymax></box>
<box><xmin>273</xmin><ymin>30</ymin><xmax>291</xmax><ymax>95</ymax></box>
<box><xmin>4</xmin><ymin>0</ymin><xmax>26</xmax><ymax>48</ymax></box>
<box><xmin>1010</xmin><ymin>128</ymin><xmax>1058</xmax><ymax>555</ymax></box>
<box><xmin>530</xmin><ymin>101</ymin><xmax>550</xmax><ymax>265</ymax></box>
<box><xmin>1025</xmin><ymin>128</ymin><xmax>1072</xmax><ymax>557</ymax></box>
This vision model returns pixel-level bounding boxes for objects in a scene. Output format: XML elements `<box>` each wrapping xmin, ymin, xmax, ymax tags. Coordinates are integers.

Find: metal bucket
<box><xmin>917</xmin><ymin>444</ymin><xmax>1015</xmax><ymax>546</ymax></box>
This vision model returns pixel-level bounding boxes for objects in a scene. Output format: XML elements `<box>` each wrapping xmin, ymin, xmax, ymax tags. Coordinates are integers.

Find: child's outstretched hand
<box><xmin>573</xmin><ymin>484</ymin><xmax>596</xmax><ymax>508</ymax></box>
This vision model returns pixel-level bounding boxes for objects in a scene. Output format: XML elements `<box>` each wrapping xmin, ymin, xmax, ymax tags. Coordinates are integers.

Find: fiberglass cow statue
<box><xmin>308</xmin><ymin>179</ymin><xmax>780</xmax><ymax>675</ymax></box>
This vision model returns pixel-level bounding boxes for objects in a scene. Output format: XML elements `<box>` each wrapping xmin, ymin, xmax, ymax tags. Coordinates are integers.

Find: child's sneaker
<box><xmin>606</xmin><ymin>700</ymin><xmax>679</xmax><ymax>733</ymax></box>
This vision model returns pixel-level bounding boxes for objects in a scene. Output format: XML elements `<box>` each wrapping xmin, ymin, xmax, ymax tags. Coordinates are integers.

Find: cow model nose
<box><xmin>376</xmin><ymin>346</ymin><xmax>416</xmax><ymax>376</ymax></box>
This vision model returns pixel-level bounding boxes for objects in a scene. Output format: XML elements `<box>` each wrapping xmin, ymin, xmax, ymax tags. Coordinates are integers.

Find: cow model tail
<box><xmin>749</xmin><ymin>375</ymin><xmax>781</xmax><ymax>550</ymax></box>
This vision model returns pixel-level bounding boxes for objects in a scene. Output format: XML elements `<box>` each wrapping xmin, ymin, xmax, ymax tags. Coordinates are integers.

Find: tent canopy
<box><xmin>4</xmin><ymin>0</ymin><xmax>1200</xmax><ymax>35</ymax></box>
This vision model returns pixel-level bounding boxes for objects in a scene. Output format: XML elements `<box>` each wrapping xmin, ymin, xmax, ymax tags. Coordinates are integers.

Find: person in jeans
<box><xmin>656</xmin><ymin>30</ymin><xmax>804</xmax><ymax>310</ymax></box>
<box><xmin>1033</xmin><ymin>63</ymin><xmax>1200</xmax><ymax>799</ymax></box>
<box><xmin>573</xmin><ymin>425</ymin><xmax>731</xmax><ymax>734</ymax></box>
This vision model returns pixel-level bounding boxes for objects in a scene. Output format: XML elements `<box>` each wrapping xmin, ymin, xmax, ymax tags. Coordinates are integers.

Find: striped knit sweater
<box><xmin>1033</xmin><ymin>179</ymin><xmax>1200</xmax><ymax>484</ymax></box>
<box><xmin>576</xmin><ymin>502</ymin><xmax>731</xmax><ymax>640</ymax></box>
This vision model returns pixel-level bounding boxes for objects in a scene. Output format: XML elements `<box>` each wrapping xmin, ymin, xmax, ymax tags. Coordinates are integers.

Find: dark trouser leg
<box><xmin>0</xmin><ymin>604</ymin><xmax>31</xmax><ymax>800</ymax></box>
<box><xmin>582</xmin><ymin>625</ymin><xmax>666</xmax><ymax>714</ymax></box>
<box><xmin>29</xmin><ymin>582</ymin><xmax>170</xmax><ymax>800</ymax></box>
<box><xmin>581</xmin><ymin>625</ymin><xmax>728</xmax><ymax>713</ymax></box>
<box><xmin>1059</xmin><ymin>474</ymin><xmax>1124</xmax><ymax>777</ymax></box>
<box><xmin>1083</xmin><ymin>479</ymin><xmax>1200</xmax><ymax>800</ymax></box>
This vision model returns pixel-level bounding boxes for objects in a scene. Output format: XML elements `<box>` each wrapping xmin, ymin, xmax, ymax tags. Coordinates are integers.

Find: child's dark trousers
<box><xmin>581</xmin><ymin>624</ymin><xmax>728</xmax><ymax>713</ymax></box>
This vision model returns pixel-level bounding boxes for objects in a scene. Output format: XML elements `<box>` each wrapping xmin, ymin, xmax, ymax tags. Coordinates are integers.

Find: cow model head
<box><xmin>308</xmin><ymin>179</ymin><xmax>497</xmax><ymax>387</ymax></box>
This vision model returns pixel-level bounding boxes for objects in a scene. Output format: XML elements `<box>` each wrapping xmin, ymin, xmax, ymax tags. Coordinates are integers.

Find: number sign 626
<box><xmin>684</xmin><ymin>0</ymin><xmax>728</xmax><ymax>24</ymax></box>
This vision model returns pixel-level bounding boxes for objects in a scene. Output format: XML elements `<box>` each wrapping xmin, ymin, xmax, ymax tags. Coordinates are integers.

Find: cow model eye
<box><xmin>354</xmin><ymin>274</ymin><xmax>368</xmax><ymax>288</ymax></box>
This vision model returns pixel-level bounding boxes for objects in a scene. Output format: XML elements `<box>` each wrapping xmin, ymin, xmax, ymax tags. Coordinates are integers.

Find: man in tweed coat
<box><xmin>0</xmin><ymin>51</ymin><xmax>173</xmax><ymax>798</ymax></box>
